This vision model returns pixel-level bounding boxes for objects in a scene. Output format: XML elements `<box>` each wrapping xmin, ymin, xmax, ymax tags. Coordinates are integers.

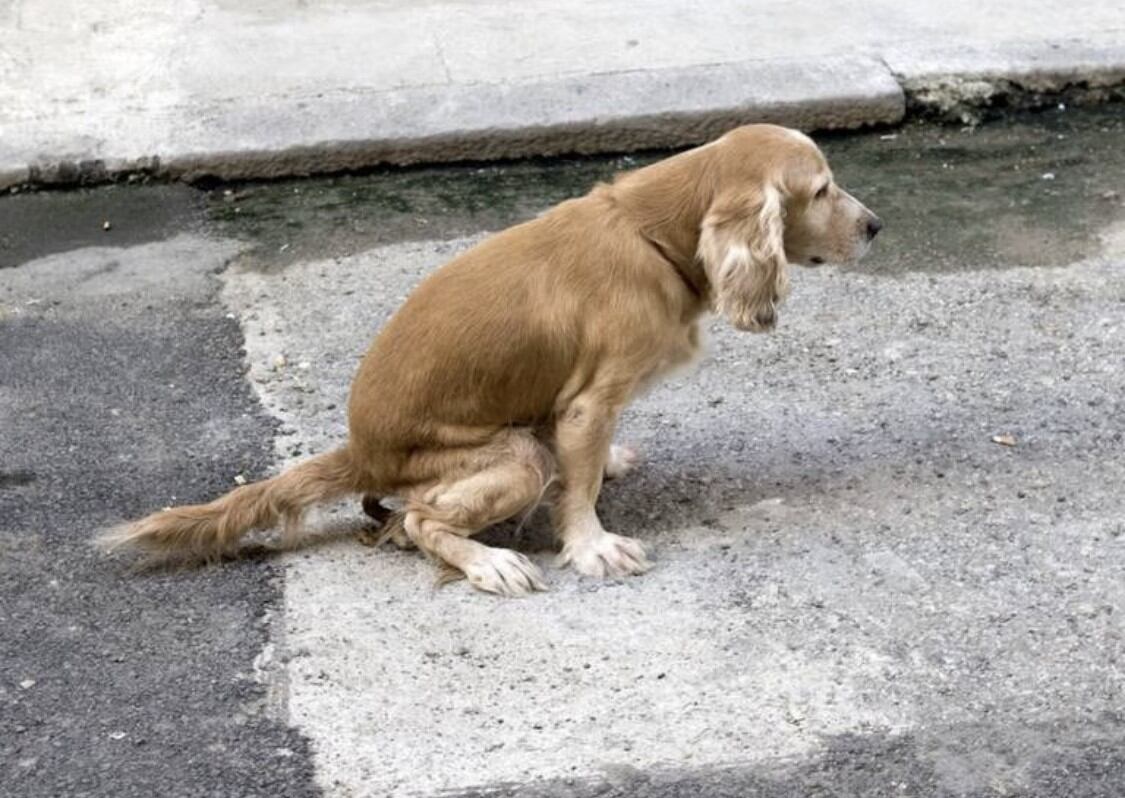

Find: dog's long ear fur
<box><xmin>697</xmin><ymin>183</ymin><xmax>789</xmax><ymax>332</ymax></box>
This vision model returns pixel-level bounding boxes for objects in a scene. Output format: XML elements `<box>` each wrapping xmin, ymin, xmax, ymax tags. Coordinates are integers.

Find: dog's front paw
<box><xmin>559</xmin><ymin>531</ymin><xmax>652</xmax><ymax>578</ymax></box>
<box><xmin>464</xmin><ymin>548</ymin><xmax>548</xmax><ymax>597</ymax></box>
<box><xmin>604</xmin><ymin>444</ymin><xmax>640</xmax><ymax>480</ymax></box>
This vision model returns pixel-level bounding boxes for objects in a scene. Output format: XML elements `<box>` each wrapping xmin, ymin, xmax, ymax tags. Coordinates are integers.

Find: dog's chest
<box><xmin>635</xmin><ymin>322</ymin><xmax>705</xmax><ymax>396</ymax></box>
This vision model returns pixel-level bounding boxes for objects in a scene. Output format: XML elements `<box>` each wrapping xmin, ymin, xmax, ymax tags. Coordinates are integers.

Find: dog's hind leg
<box><xmin>357</xmin><ymin>495</ymin><xmax>414</xmax><ymax>550</ymax></box>
<box><xmin>361</xmin><ymin>495</ymin><xmax>392</xmax><ymax>524</ymax></box>
<box><xmin>402</xmin><ymin>431</ymin><xmax>554</xmax><ymax>596</ymax></box>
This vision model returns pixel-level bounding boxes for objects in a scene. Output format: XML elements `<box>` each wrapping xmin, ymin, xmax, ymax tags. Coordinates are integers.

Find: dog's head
<box><xmin>697</xmin><ymin>125</ymin><xmax>881</xmax><ymax>332</ymax></box>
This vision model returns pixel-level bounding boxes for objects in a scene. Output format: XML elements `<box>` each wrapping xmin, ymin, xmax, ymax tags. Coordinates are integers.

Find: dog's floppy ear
<box><xmin>697</xmin><ymin>182</ymin><xmax>790</xmax><ymax>332</ymax></box>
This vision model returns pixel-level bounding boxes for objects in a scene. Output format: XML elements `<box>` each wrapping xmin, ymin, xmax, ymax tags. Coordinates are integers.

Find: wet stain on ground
<box><xmin>826</xmin><ymin>106</ymin><xmax>1125</xmax><ymax>273</ymax></box>
<box><xmin>1</xmin><ymin>106</ymin><xmax>1121</xmax><ymax>274</ymax></box>
<box><xmin>0</xmin><ymin>183</ymin><xmax>204</xmax><ymax>269</ymax></box>
<box><xmin>203</xmin><ymin>153</ymin><xmax>636</xmax><ymax>270</ymax></box>
<box><xmin>202</xmin><ymin>105</ymin><xmax>1124</xmax><ymax>275</ymax></box>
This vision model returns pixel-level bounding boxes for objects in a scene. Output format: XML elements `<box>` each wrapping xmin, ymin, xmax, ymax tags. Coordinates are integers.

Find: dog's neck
<box><xmin>640</xmin><ymin>231</ymin><xmax>710</xmax><ymax>303</ymax></box>
<box><xmin>607</xmin><ymin>147</ymin><xmax>717</xmax><ymax>303</ymax></box>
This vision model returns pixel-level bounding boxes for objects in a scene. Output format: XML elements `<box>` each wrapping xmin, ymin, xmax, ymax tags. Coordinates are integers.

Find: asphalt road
<box><xmin>0</xmin><ymin>238</ymin><xmax>317</xmax><ymax>796</ymax></box>
<box><xmin>2</xmin><ymin>106</ymin><xmax>1124</xmax><ymax>797</ymax></box>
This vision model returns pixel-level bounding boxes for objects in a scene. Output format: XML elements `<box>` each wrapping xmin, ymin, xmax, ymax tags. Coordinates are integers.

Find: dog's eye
<box><xmin>814</xmin><ymin>184</ymin><xmax>829</xmax><ymax>200</ymax></box>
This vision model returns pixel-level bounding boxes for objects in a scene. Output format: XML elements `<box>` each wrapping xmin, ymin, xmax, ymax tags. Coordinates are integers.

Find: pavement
<box><xmin>0</xmin><ymin>236</ymin><xmax>318</xmax><ymax>795</ymax></box>
<box><xmin>3</xmin><ymin>107</ymin><xmax>1125</xmax><ymax>797</ymax></box>
<box><xmin>2</xmin><ymin>1</ymin><xmax>1125</xmax><ymax>188</ymax></box>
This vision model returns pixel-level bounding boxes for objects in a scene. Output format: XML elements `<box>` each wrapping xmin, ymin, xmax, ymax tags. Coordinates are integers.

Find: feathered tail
<box><xmin>98</xmin><ymin>446</ymin><xmax>360</xmax><ymax>561</ymax></box>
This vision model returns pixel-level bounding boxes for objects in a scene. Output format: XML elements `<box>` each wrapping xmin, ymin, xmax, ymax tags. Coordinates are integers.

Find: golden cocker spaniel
<box><xmin>102</xmin><ymin>124</ymin><xmax>881</xmax><ymax>596</ymax></box>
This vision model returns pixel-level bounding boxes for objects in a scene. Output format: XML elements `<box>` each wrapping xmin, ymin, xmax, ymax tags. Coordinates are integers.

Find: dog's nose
<box><xmin>866</xmin><ymin>216</ymin><xmax>883</xmax><ymax>240</ymax></box>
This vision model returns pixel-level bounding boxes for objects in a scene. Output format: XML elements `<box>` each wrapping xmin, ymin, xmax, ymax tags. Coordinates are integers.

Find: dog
<box><xmin>99</xmin><ymin>124</ymin><xmax>881</xmax><ymax>596</ymax></box>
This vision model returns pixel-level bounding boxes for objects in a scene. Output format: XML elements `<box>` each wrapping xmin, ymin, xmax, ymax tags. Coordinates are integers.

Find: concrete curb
<box><xmin>166</xmin><ymin>55</ymin><xmax>904</xmax><ymax>184</ymax></box>
<box><xmin>2</xmin><ymin>41</ymin><xmax>1123</xmax><ymax>190</ymax></box>
<box><xmin>887</xmin><ymin>38</ymin><xmax>1125</xmax><ymax>122</ymax></box>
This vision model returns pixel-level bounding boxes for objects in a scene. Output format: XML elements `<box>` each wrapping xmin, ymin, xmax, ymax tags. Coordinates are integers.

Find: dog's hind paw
<box><xmin>464</xmin><ymin>548</ymin><xmax>548</xmax><ymax>597</ymax></box>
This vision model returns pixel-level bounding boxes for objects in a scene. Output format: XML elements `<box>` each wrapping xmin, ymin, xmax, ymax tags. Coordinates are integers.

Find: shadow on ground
<box><xmin>449</xmin><ymin>721</ymin><xmax>1125</xmax><ymax>798</ymax></box>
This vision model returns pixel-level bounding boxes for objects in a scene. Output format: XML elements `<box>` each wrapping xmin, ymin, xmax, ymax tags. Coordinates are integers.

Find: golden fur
<box><xmin>100</xmin><ymin>124</ymin><xmax>880</xmax><ymax>596</ymax></box>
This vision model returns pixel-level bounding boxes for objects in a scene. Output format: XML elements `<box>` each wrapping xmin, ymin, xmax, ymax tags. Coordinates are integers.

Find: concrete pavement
<box><xmin>219</xmin><ymin>145</ymin><xmax>1125</xmax><ymax>792</ymax></box>
<box><xmin>2</xmin><ymin>0</ymin><xmax>1124</xmax><ymax>188</ymax></box>
<box><xmin>227</xmin><ymin>240</ymin><xmax>1125</xmax><ymax>797</ymax></box>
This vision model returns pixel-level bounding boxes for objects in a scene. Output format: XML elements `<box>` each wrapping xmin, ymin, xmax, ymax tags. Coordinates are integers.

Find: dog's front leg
<box><xmin>552</xmin><ymin>387</ymin><xmax>652</xmax><ymax>578</ymax></box>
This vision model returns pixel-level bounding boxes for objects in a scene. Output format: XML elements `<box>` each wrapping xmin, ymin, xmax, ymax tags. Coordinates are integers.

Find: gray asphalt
<box><xmin>0</xmin><ymin>238</ymin><xmax>316</xmax><ymax>796</ymax></box>
<box><xmin>2</xmin><ymin>105</ymin><xmax>1124</xmax><ymax>797</ymax></box>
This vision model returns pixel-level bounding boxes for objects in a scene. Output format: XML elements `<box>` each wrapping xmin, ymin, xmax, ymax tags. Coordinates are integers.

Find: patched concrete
<box><xmin>221</xmin><ymin>216</ymin><xmax>1125</xmax><ymax>795</ymax></box>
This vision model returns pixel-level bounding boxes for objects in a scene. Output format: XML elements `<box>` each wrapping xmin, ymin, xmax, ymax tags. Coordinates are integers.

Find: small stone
<box><xmin>991</xmin><ymin>434</ymin><xmax>1017</xmax><ymax>447</ymax></box>
<box><xmin>272</xmin><ymin>354</ymin><xmax>286</xmax><ymax>370</ymax></box>
<box><xmin>19</xmin><ymin>678</ymin><xmax>35</xmax><ymax>689</ymax></box>
<box><xmin>233</xmin><ymin>474</ymin><xmax>247</xmax><ymax>485</ymax></box>
<box><xmin>109</xmin><ymin>731</ymin><xmax>127</xmax><ymax>740</ymax></box>
<box><xmin>1040</xmin><ymin>172</ymin><xmax>1055</xmax><ymax>181</ymax></box>
<box><xmin>102</xmin><ymin>220</ymin><xmax>112</xmax><ymax>231</ymax></box>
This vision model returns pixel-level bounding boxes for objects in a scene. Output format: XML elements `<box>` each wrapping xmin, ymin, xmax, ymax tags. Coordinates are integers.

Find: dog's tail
<box><xmin>98</xmin><ymin>446</ymin><xmax>361</xmax><ymax>561</ymax></box>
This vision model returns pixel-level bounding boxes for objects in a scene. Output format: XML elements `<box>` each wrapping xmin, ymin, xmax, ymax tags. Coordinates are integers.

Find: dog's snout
<box><xmin>866</xmin><ymin>216</ymin><xmax>883</xmax><ymax>240</ymax></box>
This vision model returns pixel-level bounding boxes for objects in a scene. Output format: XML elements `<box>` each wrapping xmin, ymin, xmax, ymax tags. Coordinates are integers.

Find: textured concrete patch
<box><xmin>222</xmin><ymin>225</ymin><xmax>1125</xmax><ymax>796</ymax></box>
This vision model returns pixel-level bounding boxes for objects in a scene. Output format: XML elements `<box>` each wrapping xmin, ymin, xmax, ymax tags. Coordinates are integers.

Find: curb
<box><xmin>2</xmin><ymin>41</ymin><xmax>1123</xmax><ymax>190</ymax></box>
<box><xmin>886</xmin><ymin>38</ymin><xmax>1125</xmax><ymax>123</ymax></box>
<box><xmin>167</xmin><ymin>55</ymin><xmax>903</xmax><ymax>184</ymax></box>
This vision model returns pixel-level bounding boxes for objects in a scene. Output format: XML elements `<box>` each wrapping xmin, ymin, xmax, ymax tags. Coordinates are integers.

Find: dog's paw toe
<box><xmin>464</xmin><ymin>549</ymin><xmax>547</xmax><ymax>597</ymax></box>
<box><xmin>560</xmin><ymin>532</ymin><xmax>652</xmax><ymax>578</ymax></box>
